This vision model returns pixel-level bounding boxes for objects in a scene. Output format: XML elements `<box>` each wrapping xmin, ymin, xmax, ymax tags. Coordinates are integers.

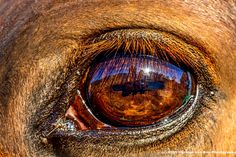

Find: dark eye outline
<box><xmin>76</xmin><ymin>53</ymin><xmax>197</xmax><ymax>129</ymax></box>
<box><xmin>30</xmin><ymin>28</ymin><xmax>218</xmax><ymax>153</ymax></box>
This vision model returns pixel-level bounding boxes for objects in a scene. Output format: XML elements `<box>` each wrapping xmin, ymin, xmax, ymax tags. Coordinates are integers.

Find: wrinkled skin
<box><xmin>0</xmin><ymin>0</ymin><xmax>236</xmax><ymax>157</ymax></box>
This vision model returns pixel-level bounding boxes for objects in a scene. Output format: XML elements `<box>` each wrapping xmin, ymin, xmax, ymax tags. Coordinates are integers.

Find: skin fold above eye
<box><xmin>0</xmin><ymin>1</ymin><xmax>236</xmax><ymax>157</ymax></box>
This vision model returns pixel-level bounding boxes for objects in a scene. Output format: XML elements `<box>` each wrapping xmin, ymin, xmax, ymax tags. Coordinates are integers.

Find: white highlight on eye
<box><xmin>143</xmin><ymin>67</ymin><xmax>151</xmax><ymax>74</ymax></box>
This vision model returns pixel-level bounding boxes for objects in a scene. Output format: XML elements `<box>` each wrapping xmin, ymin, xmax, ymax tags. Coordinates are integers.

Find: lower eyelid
<box><xmin>43</xmin><ymin>85</ymin><xmax>202</xmax><ymax>157</ymax></box>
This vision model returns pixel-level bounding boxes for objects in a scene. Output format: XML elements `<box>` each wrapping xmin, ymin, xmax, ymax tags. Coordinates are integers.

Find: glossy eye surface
<box><xmin>85</xmin><ymin>55</ymin><xmax>196</xmax><ymax>127</ymax></box>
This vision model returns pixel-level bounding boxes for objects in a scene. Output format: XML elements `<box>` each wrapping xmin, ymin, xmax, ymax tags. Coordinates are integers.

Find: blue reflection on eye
<box><xmin>91</xmin><ymin>57</ymin><xmax>184</xmax><ymax>84</ymax></box>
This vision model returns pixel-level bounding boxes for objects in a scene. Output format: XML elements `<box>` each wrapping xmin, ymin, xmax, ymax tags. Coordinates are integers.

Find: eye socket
<box><xmin>85</xmin><ymin>55</ymin><xmax>196</xmax><ymax>127</ymax></box>
<box><xmin>33</xmin><ymin>29</ymin><xmax>216</xmax><ymax>153</ymax></box>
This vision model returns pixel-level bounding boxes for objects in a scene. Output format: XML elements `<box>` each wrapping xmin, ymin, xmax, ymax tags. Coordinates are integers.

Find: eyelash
<box><xmin>30</xmin><ymin>28</ymin><xmax>218</xmax><ymax>149</ymax></box>
<box><xmin>83</xmin><ymin>29</ymin><xmax>217</xmax><ymax>86</ymax></box>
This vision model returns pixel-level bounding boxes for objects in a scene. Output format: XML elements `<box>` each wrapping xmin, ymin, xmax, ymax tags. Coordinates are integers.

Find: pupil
<box><xmin>86</xmin><ymin>56</ymin><xmax>195</xmax><ymax>127</ymax></box>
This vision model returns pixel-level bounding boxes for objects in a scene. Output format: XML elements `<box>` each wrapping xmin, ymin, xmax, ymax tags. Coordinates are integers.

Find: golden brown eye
<box><xmin>74</xmin><ymin>55</ymin><xmax>196</xmax><ymax>128</ymax></box>
<box><xmin>86</xmin><ymin>56</ymin><xmax>195</xmax><ymax>127</ymax></box>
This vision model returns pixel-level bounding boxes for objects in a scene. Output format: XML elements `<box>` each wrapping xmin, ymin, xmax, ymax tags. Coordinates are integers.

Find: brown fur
<box><xmin>0</xmin><ymin>0</ymin><xmax>236</xmax><ymax>157</ymax></box>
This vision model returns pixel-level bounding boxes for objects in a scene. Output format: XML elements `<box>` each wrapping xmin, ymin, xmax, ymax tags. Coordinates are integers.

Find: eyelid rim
<box><xmin>82</xmin><ymin>54</ymin><xmax>197</xmax><ymax>127</ymax></box>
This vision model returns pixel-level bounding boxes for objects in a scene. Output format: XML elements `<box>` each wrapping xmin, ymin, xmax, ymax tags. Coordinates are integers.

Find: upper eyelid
<box><xmin>77</xmin><ymin>28</ymin><xmax>218</xmax><ymax>87</ymax></box>
<box><xmin>89</xmin><ymin>28</ymin><xmax>213</xmax><ymax>61</ymax></box>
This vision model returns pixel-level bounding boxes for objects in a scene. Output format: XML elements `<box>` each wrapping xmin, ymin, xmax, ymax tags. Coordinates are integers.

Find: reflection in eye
<box><xmin>65</xmin><ymin>54</ymin><xmax>196</xmax><ymax>130</ymax></box>
<box><xmin>87</xmin><ymin>56</ymin><xmax>196</xmax><ymax>127</ymax></box>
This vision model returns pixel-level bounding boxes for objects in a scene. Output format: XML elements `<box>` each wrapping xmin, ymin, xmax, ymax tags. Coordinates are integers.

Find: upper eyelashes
<box><xmin>80</xmin><ymin>29</ymin><xmax>218</xmax><ymax>86</ymax></box>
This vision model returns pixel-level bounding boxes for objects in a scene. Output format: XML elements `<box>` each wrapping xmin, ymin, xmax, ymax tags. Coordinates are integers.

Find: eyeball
<box><xmin>85</xmin><ymin>55</ymin><xmax>196</xmax><ymax>127</ymax></box>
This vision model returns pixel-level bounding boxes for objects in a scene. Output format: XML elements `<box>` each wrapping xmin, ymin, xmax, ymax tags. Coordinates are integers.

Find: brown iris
<box><xmin>84</xmin><ymin>56</ymin><xmax>196</xmax><ymax>127</ymax></box>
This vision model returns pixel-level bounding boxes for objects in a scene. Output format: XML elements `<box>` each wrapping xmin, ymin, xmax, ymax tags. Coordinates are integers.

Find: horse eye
<box><xmin>66</xmin><ymin>54</ymin><xmax>197</xmax><ymax>129</ymax></box>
